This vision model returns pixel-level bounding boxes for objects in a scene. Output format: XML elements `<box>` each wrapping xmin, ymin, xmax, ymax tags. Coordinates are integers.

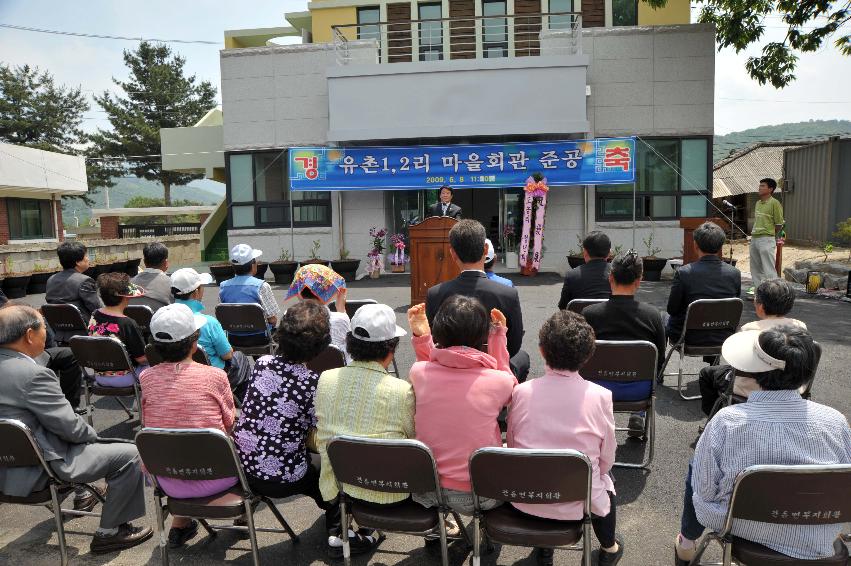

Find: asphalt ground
<box><xmin>2</xmin><ymin>273</ymin><xmax>850</xmax><ymax>566</ymax></box>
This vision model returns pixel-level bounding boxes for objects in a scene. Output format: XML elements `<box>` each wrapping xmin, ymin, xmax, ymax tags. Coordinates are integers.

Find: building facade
<box><xmin>163</xmin><ymin>0</ymin><xmax>713</xmax><ymax>274</ymax></box>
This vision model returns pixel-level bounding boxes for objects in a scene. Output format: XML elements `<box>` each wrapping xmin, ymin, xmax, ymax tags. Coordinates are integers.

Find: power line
<box><xmin>0</xmin><ymin>23</ymin><xmax>220</xmax><ymax>45</ymax></box>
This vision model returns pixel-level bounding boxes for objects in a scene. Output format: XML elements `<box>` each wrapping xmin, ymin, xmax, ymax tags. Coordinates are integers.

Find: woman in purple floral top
<box><xmin>233</xmin><ymin>301</ymin><xmax>333</xmax><ymax>526</ymax></box>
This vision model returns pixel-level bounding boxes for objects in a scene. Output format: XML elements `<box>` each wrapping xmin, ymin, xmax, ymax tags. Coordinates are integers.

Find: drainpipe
<box><xmin>337</xmin><ymin>191</ymin><xmax>345</xmax><ymax>255</ymax></box>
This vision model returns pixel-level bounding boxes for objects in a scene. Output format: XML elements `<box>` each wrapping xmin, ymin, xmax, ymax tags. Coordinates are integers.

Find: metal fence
<box><xmin>332</xmin><ymin>11</ymin><xmax>581</xmax><ymax>65</ymax></box>
<box><xmin>118</xmin><ymin>223</ymin><xmax>202</xmax><ymax>238</ymax></box>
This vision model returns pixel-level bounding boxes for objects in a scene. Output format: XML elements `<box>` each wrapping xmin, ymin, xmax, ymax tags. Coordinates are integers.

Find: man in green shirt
<box><xmin>749</xmin><ymin>177</ymin><xmax>785</xmax><ymax>296</ymax></box>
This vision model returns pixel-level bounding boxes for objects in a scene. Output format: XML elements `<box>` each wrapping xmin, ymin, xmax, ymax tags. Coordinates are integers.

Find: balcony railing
<box><xmin>119</xmin><ymin>223</ymin><xmax>201</xmax><ymax>239</ymax></box>
<box><xmin>332</xmin><ymin>11</ymin><xmax>581</xmax><ymax>65</ymax></box>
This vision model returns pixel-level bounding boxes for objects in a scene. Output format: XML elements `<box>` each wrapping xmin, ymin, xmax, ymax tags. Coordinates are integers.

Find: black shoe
<box><xmin>626</xmin><ymin>414</ymin><xmax>646</xmax><ymax>440</ymax></box>
<box><xmin>73</xmin><ymin>485</ymin><xmax>106</xmax><ymax>513</ymax></box>
<box><xmin>233</xmin><ymin>516</ymin><xmax>250</xmax><ymax>540</ymax></box>
<box><xmin>90</xmin><ymin>523</ymin><xmax>153</xmax><ymax>554</ymax></box>
<box><xmin>598</xmin><ymin>536</ymin><xmax>624</xmax><ymax>566</ymax></box>
<box><xmin>536</xmin><ymin>547</ymin><xmax>554</xmax><ymax>566</ymax></box>
<box><xmin>168</xmin><ymin>520</ymin><xmax>199</xmax><ymax>548</ymax></box>
<box><xmin>328</xmin><ymin>529</ymin><xmax>385</xmax><ymax>559</ymax></box>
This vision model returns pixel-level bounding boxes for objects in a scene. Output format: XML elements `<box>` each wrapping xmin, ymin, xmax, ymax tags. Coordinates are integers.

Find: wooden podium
<box><xmin>680</xmin><ymin>217</ymin><xmax>731</xmax><ymax>264</ymax></box>
<box><xmin>408</xmin><ymin>217</ymin><xmax>460</xmax><ymax>305</ymax></box>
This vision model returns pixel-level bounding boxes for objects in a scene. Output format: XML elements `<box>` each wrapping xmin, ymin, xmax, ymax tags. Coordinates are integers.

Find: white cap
<box><xmin>171</xmin><ymin>268</ymin><xmax>213</xmax><ymax>295</ymax></box>
<box><xmin>230</xmin><ymin>244</ymin><xmax>263</xmax><ymax>265</ymax></box>
<box><xmin>150</xmin><ymin>303</ymin><xmax>207</xmax><ymax>343</ymax></box>
<box><xmin>351</xmin><ymin>304</ymin><xmax>407</xmax><ymax>342</ymax></box>
<box><xmin>721</xmin><ymin>330</ymin><xmax>786</xmax><ymax>374</ymax></box>
<box><xmin>485</xmin><ymin>239</ymin><xmax>496</xmax><ymax>263</ymax></box>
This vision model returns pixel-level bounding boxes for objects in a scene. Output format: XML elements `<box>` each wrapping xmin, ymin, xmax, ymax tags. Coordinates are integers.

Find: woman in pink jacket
<box><xmin>407</xmin><ymin>297</ymin><xmax>517</xmax><ymax>517</ymax></box>
<box><xmin>508</xmin><ymin>310</ymin><xmax>623</xmax><ymax>566</ymax></box>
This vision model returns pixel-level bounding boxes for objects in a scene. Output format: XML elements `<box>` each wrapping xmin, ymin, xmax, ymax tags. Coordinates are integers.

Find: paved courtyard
<box><xmin>2</xmin><ymin>273</ymin><xmax>850</xmax><ymax>565</ymax></box>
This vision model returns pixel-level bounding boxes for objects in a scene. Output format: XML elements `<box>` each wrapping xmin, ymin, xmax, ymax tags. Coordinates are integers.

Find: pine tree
<box><xmin>90</xmin><ymin>41</ymin><xmax>217</xmax><ymax>205</ymax></box>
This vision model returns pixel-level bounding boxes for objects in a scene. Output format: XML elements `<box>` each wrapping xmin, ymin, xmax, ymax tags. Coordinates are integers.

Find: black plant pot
<box><xmin>642</xmin><ymin>257</ymin><xmax>668</xmax><ymax>281</ymax></box>
<box><xmin>269</xmin><ymin>261</ymin><xmax>298</xmax><ymax>284</ymax></box>
<box><xmin>567</xmin><ymin>255</ymin><xmax>586</xmax><ymax>269</ymax></box>
<box><xmin>301</xmin><ymin>259</ymin><xmax>331</xmax><ymax>267</ymax></box>
<box><xmin>94</xmin><ymin>263</ymin><xmax>113</xmax><ymax>277</ymax></box>
<box><xmin>255</xmin><ymin>262</ymin><xmax>269</xmax><ymax>280</ymax></box>
<box><xmin>330</xmin><ymin>259</ymin><xmax>361</xmax><ymax>282</ymax></box>
<box><xmin>125</xmin><ymin>258</ymin><xmax>142</xmax><ymax>276</ymax></box>
<box><xmin>84</xmin><ymin>266</ymin><xmax>96</xmax><ymax>278</ymax></box>
<box><xmin>210</xmin><ymin>264</ymin><xmax>235</xmax><ymax>284</ymax></box>
<box><xmin>3</xmin><ymin>275</ymin><xmax>32</xmax><ymax>299</ymax></box>
<box><xmin>27</xmin><ymin>271</ymin><xmax>55</xmax><ymax>294</ymax></box>
<box><xmin>110</xmin><ymin>261</ymin><xmax>128</xmax><ymax>274</ymax></box>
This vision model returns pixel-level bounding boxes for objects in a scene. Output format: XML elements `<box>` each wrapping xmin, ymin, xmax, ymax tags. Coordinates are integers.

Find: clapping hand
<box><xmin>407</xmin><ymin>303</ymin><xmax>431</xmax><ymax>337</ymax></box>
<box><xmin>490</xmin><ymin>308</ymin><xmax>506</xmax><ymax>329</ymax></box>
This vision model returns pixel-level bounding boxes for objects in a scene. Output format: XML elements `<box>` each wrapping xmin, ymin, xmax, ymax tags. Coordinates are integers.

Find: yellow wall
<box><xmin>312</xmin><ymin>7</ymin><xmax>359</xmax><ymax>43</ymax></box>
<box><xmin>638</xmin><ymin>0</ymin><xmax>690</xmax><ymax>25</ymax></box>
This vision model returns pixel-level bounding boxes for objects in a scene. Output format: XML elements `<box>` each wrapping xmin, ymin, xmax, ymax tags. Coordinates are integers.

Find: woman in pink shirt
<box><xmin>507</xmin><ymin>310</ymin><xmax>623</xmax><ymax>566</ymax></box>
<box><xmin>407</xmin><ymin>297</ymin><xmax>516</xmax><ymax>516</ymax></box>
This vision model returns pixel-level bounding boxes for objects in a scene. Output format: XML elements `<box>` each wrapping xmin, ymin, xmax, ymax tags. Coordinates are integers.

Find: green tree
<box><xmin>90</xmin><ymin>41</ymin><xmax>217</xmax><ymax>205</ymax></box>
<box><xmin>646</xmin><ymin>1</ymin><xmax>851</xmax><ymax>88</ymax></box>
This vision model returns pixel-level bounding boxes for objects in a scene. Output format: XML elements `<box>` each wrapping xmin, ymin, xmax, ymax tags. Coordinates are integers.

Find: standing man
<box><xmin>428</xmin><ymin>185</ymin><xmax>462</xmax><ymax>218</ymax></box>
<box><xmin>130</xmin><ymin>242</ymin><xmax>173</xmax><ymax>312</ymax></box>
<box><xmin>748</xmin><ymin>178</ymin><xmax>784</xmax><ymax>297</ymax></box>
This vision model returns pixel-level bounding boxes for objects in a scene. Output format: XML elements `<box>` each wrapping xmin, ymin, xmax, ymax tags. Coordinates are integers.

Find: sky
<box><xmin>0</xmin><ymin>0</ymin><xmax>850</xmax><ymax>140</ymax></box>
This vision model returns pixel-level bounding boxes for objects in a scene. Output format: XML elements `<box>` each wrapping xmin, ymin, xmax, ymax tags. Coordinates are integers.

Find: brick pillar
<box><xmin>0</xmin><ymin>198</ymin><xmax>9</xmax><ymax>245</ymax></box>
<box><xmin>100</xmin><ymin>216</ymin><xmax>119</xmax><ymax>239</ymax></box>
<box><xmin>54</xmin><ymin>199</ymin><xmax>65</xmax><ymax>241</ymax></box>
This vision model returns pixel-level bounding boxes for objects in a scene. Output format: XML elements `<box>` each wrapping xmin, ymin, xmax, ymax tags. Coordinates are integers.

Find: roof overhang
<box><xmin>0</xmin><ymin>143</ymin><xmax>88</xmax><ymax>196</ymax></box>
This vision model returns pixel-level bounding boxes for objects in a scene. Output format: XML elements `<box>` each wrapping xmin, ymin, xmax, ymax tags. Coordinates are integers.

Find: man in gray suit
<box><xmin>130</xmin><ymin>242</ymin><xmax>173</xmax><ymax>312</ymax></box>
<box><xmin>45</xmin><ymin>241</ymin><xmax>102</xmax><ymax>343</ymax></box>
<box><xmin>0</xmin><ymin>305</ymin><xmax>152</xmax><ymax>554</ymax></box>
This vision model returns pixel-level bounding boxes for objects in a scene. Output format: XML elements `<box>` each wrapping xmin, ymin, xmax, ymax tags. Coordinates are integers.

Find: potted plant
<box><xmin>94</xmin><ymin>254</ymin><xmax>113</xmax><ymax>277</ymax></box>
<box><xmin>124</xmin><ymin>254</ymin><xmax>142</xmax><ymax>276</ymax></box>
<box><xmin>209</xmin><ymin>261</ymin><xmax>235</xmax><ymax>284</ymax></box>
<box><xmin>389</xmin><ymin>234</ymin><xmax>408</xmax><ymax>273</ymax></box>
<box><xmin>567</xmin><ymin>234</ymin><xmax>585</xmax><ymax>269</ymax></box>
<box><xmin>27</xmin><ymin>263</ymin><xmax>55</xmax><ymax>294</ymax></box>
<box><xmin>301</xmin><ymin>240</ymin><xmax>330</xmax><ymax>267</ymax></box>
<box><xmin>269</xmin><ymin>249</ymin><xmax>298</xmax><ymax>284</ymax></box>
<box><xmin>502</xmin><ymin>225</ymin><xmax>518</xmax><ymax>268</ymax></box>
<box><xmin>366</xmin><ymin>226</ymin><xmax>387</xmax><ymax>276</ymax></box>
<box><xmin>641</xmin><ymin>232</ymin><xmax>668</xmax><ymax>281</ymax></box>
<box><xmin>110</xmin><ymin>254</ymin><xmax>128</xmax><ymax>274</ymax></box>
<box><xmin>331</xmin><ymin>248</ymin><xmax>361</xmax><ymax>282</ymax></box>
<box><xmin>366</xmin><ymin>249</ymin><xmax>382</xmax><ymax>279</ymax></box>
<box><xmin>2</xmin><ymin>258</ymin><xmax>31</xmax><ymax>299</ymax></box>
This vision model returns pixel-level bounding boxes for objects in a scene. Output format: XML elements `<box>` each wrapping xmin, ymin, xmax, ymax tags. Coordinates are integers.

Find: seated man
<box><xmin>675</xmin><ymin>326</ymin><xmax>851</xmax><ymax>564</ymax></box>
<box><xmin>315</xmin><ymin>304</ymin><xmax>411</xmax><ymax>558</ymax></box>
<box><xmin>583</xmin><ymin>253</ymin><xmax>666</xmax><ymax>437</ymax></box>
<box><xmin>0</xmin><ymin>305</ymin><xmax>152</xmax><ymax>554</ymax></box>
<box><xmin>46</xmin><ymin>241</ymin><xmax>103</xmax><ymax>344</ymax></box>
<box><xmin>665</xmin><ymin>222</ymin><xmax>741</xmax><ymax>347</ymax></box>
<box><xmin>426</xmin><ymin>220</ymin><xmax>530</xmax><ymax>382</ymax></box>
<box><xmin>170</xmin><ymin>268</ymin><xmax>251</xmax><ymax>401</ymax></box>
<box><xmin>557</xmin><ymin>231</ymin><xmax>612</xmax><ymax>310</ymax></box>
<box><xmin>698</xmin><ymin>278</ymin><xmax>807</xmax><ymax>416</ymax></box>
<box><xmin>88</xmin><ymin>273</ymin><xmax>148</xmax><ymax>387</ymax></box>
<box><xmin>130</xmin><ymin>241</ymin><xmax>173</xmax><ymax>312</ymax></box>
<box><xmin>484</xmin><ymin>239</ymin><xmax>514</xmax><ymax>288</ymax></box>
<box><xmin>219</xmin><ymin>244</ymin><xmax>281</xmax><ymax>347</ymax></box>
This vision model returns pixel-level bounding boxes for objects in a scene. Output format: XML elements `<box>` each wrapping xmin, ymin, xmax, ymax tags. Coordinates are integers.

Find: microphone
<box><xmin>722</xmin><ymin>199</ymin><xmax>736</xmax><ymax>208</ymax></box>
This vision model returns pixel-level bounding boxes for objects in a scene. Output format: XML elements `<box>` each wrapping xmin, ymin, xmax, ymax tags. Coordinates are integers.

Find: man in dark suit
<box><xmin>0</xmin><ymin>305</ymin><xmax>152</xmax><ymax>554</ymax></box>
<box><xmin>557</xmin><ymin>231</ymin><xmax>612</xmax><ymax>310</ymax></box>
<box><xmin>428</xmin><ymin>185</ymin><xmax>462</xmax><ymax>219</ymax></box>
<box><xmin>45</xmin><ymin>241</ymin><xmax>103</xmax><ymax>343</ymax></box>
<box><xmin>425</xmin><ymin>219</ymin><xmax>529</xmax><ymax>381</ymax></box>
<box><xmin>666</xmin><ymin>221</ymin><xmax>741</xmax><ymax>347</ymax></box>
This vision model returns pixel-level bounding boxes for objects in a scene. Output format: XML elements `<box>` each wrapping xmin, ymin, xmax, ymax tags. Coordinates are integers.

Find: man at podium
<box><xmin>428</xmin><ymin>185</ymin><xmax>462</xmax><ymax>218</ymax></box>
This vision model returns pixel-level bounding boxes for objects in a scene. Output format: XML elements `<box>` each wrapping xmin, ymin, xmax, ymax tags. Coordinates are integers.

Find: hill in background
<box><xmin>63</xmin><ymin>177</ymin><xmax>224</xmax><ymax>226</ymax></box>
<box><xmin>714</xmin><ymin>120</ymin><xmax>851</xmax><ymax>163</ymax></box>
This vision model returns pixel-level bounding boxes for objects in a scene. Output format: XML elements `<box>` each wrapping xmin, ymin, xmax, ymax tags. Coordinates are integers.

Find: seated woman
<box><xmin>675</xmin><ymin>326</ymin><xmax>851</xmax><ymax>565</ymax></box>
<box><xmin>88</xmin><ymin>273</ymin><xmax>148</xmax><ymax>386</ymax></box>
<box><xmin>407</xmin><ymin>297</ymin><xmax>516</xmax><ymax>518</ymax></box>
<box><xmin>139</xmin><ymin>303</ymin><xmax>237</xmax><ymax>548</ymax></box>
<box><xmin>507</xmin><ymin>310</ymin><xmax>623</xmax><ymax>566</ymax></box>
<box><xmin>698</xmin><ymin>278</ymin><xmax>808</xmax><ymax>416</ymax></box>
<box><xmin>232</xmin><ymin>301</ymin><xmax>335</xmax><ymax>548</ymax></box>
<box><xmin>285</xmin><ymin>264</ymin><xmax>351</xmax><ymax>362</ymax></box>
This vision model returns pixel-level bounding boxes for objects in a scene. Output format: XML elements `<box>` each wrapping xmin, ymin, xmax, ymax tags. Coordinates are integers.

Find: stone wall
<box><xmin>0</xmin><ymin>235</ymin><xmax>200</xmax><ymax>275</ymax></box>
<box><xmin>784</xmin><ymin>260</ymin><xmax>850</xmax><ymax>291</ymax></box>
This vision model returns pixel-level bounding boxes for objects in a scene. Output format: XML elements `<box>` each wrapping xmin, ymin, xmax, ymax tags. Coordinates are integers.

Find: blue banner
<box><xmin>289</xmin><ymin>138</ymin><xmax>635</xmax><ymax>191</ymax></box>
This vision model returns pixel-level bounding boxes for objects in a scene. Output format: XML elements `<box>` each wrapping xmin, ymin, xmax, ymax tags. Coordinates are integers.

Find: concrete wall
<box><xmin>160</xmin><ymin>124</ymin><xmax>224</xmax><ymax>178</ymax></box>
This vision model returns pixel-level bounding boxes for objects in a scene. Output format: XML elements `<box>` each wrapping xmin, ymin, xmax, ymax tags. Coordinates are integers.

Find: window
<box><xmin>226</xmin><ymin>151</ymin><xmax>332</xmax><ymax>229</ymax></box>
<box><xmin>595</xmin><ymin>138</ymin><xmax>710</xmax><ymax>221</ymax></box>
<box><xmin>357</xmin><ymin>7</ymin><xmax>381</xmax><ymax>41</ymax></box>
<box><xmin>549</xmin><ymin>0</ymin><xmax>574</xmax><ymax>30</ymax></box>
<box><xmin>482</xmin><ymin>0</ymin><xmax>508</xmax><ymax>58</ymax></box>
<box><xmin>612</xmin><ymin>0</ymin><xmax>638</xmax><ymax>26</ymax></box>
<box><xmin>7</xmin><ymin>198</ymin><xmax>55</xmax><ymax>240</ymax></box>
<box><xmin>419</xmin><ymin>3</ymin><xmax>443</xmax><ymax>61</ymax></box>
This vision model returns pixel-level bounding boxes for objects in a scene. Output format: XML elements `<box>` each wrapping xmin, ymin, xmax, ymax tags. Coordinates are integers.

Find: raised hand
<box><xmin>490</xmin><ymin>308</ymin><xmax>507</xmax><ymax>328</ymax></box>
<box><xmin>407</xmin><ymin>303</ymin><xmax>431</xmax><ymax>337</ymax></box>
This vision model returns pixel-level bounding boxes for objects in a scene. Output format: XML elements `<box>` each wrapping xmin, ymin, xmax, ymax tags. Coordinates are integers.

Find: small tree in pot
<box><xmin>641</xmin><ymin>232</ymin><xmax>668</xmax><ymax>281</ymax></box>
<box><xmin>269</xmin><ymin>249</ymin><xmax>298</xmax><ymax>284</ymax></box>
<box><xmin>331</xmin><ymin>248</ymin><xmax>361</xmax><ymax>282</ymax></box>
<box><xmin>567</xmin><ymin>234</ymin><xmax>585</xmax><ymax>269</ymax></box>
<box><xmin>301</xmin><ymin>240</ymin><xmax>330</xmax><ymax>267</ymax></box>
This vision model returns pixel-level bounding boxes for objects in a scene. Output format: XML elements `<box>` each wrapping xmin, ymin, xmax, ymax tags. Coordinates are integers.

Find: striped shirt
<box><xmin>693</xmin><ymin>389</ymin><xmax>851</xmax><ymax>559</ymax></box>
<box><xmin>315</xmin><ymin>360</ymin><xmax>415</xmax><ymax>504</ymax></box>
